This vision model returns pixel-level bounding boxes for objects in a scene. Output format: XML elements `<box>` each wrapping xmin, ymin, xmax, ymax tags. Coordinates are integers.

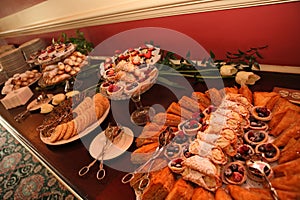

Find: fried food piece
<box><xmin>268</xmin><ymin>111</ymin><xmax>286</xmax><ymax>130</ymax></box>
<box><xmin>253</xmin><ymin>92</ymin><xmax>279</xmax><ymax>107</ymax></box>
<box><xmin>227</xmin><ymin>185</ymin><xmax>273</xmax><ymax>200</ymax></box>
<box><xmin>131</xmin><ymin>142</ymin><xmax>159</xmax><ymax>164</ymax></box>
<box><xmin>270</xmin><ymin>109</ymin><xmax>300</xmax><ymax>136</ymax></box>
<box><xmin>130</xmin><ymin>158</ymin><xmax>168</xmax><ymax>190</ymax></box>
<box><xmin>272</xmin><ymin>158</ymin><xmax>300</xmax><ymax>177</ymax></box>
<box><xmin>271</xmin><ymin>175</ymin><xmax>300</xmax><ymax>192</ymax></box>
<box><xmin>191</xmin><ymin>91</ymin><xmax>211</xmax><ymax>108</ymax></box>
<box><xmin>277</xmin><ymin>189</ymin><xmax>300</xmax><ymax>200</ymax></box>
<box><xmin>272</xmin><ymin>120</ymin><xmax>300</xmax><ymax>147</ymax></box>
<box><xmin>278</xmin><ymin>138</ymin><xmax>300</xmax><ymax>164</ymax></box>
<box><xmin>179</xmin><ymin>96</ymin><xmax>202</xmax><ymax>113</ymax></box>
<box><xmin>166</xmin><ymin>178</ymin><xmax>194</xmax><ymax>200</ymax></box>
<box><xmin>223</xmin><ymin>86</ymin><xmax>239</xmax><ymax>94</ymax></box>
<box><xmin>206</xmin><ymin>88</ymin><xmax>224</xmax><ymax>106</ymax></box>
<box><xmin>265</xmin><ymin>94</ymin><xmax>280</xmax><ymax>110</ymax></box>
<box><xmin>167</xmin><ymin>102</ymin><xmax>193</xmax><ymax>120</ymax></box>
<box><xmin>152</xmin><ymin>113</ymin><xmax>181</xmax><ymax>127</ymax></box>
<box><xmin>141</xmin><ymin>167</ymin><xmax>175</xmax><ymax>200</ymax></box>
<box><xmin>238</xmin><ymin>85</ymin><xmax>253</xmax><ymax>104</ymax></box>
<box><xmin>271</xmin><ymin>97</ymin><xmax>300</xmax><ymax>116</ymax></box>
<box><xmin>191</xmin><ymin>187</ymin><xmax>214</xmax><ymax>200</ymax></box>
<box><xmin>215</xmin><ymin>187</ymin><xmax>232</xmax><ymax>200</ymax></box>
<box><xmin>135</xmin><ymin>130</ymin><xmax>161</xmax><ymax>147</ymax></box>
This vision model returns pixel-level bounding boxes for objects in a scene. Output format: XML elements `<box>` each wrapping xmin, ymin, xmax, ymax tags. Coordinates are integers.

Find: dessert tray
<box><xmin>27</xmin><ymin>43</ymin><xmax>76</xmax><ymax>66</ymax></box>
<box><xmin>128</xmin><ymin>86</ymin><xmax>300</xmax><ymax>200</ymax></box>
<box><xmin>89</xmin><ymin>126</ymin><xmax>134</xmax><ymax>160</ymax></box>
<box><xmin>99</xmin><ymin>44</ymin><xmax>161</xmax><ymax>100</ymax></box>
<box><xmin>1</xmin><ymin>70</ymin><xmax>41</xmax><ymax>95</ymax></box>
<box><xmin>38</xmin><ymin>50</ymin><xmax>88</xmax><ymax>87</ymax></box>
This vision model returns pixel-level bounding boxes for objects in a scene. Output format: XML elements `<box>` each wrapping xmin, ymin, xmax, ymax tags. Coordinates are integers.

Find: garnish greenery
<box><xmin>52</xmin><ymin>30</ymin><xmax>94</xmax><ymax>55</ymax></box>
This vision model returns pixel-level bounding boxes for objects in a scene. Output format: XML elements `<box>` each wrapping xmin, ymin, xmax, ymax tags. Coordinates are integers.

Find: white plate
<box><xmin>27</xmin><ymin>94</ymin><xmax>53</xmax><ymax>111</ymax></box>
<box><xmin>89</xmin><ymin>127</ymin><xmax>134</xmax><ymax>160</ymax></box>
<box><xmin>40</xmin><ymin>104</ymin><xmax>110</xmax><ymax>145</ymax></box>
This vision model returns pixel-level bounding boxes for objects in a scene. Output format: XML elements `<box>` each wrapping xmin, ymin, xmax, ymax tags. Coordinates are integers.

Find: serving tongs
<box><xmin>246</xmin><ymin>160</ymin><xmax>279</xmax><ymax>200</ymax></box>
<box><xmin>14</xmin><ymin>93</ymin><xmax>49</xmax><ymax>122</ymax></box>
<box><xmin>121</xmin><ymin>126</ymin><xmax>174</xmax><ymax>190</ymax></box>
<box><xmin>79</xmin><ymin>123</ymin><xmax>124</xmax><ymax>181</ymax></box>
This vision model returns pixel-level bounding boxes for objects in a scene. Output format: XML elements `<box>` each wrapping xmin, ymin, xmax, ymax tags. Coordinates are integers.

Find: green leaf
<box><xmin>157</xmin><ymin>76</ymin><xmax>185</xmax><ymax>89</ymax></box>
<box><xmin>256</xmin><ymin>51</ymin><xmax>263</xmax><ymax>59</ymax></box>
<box><xmin>186</xmin><ymin>51</ymin><xmax>191</xmax><ymax>59</ymax></box>
<box><xmin>238</xmin><ymin>49</ymin><xmax>245</xmax><ymax>55</ymax></box>
<box><xmin>209</xmin><ymin>50</ymin><xmax>215</xmax><ymax>59</ymax></box>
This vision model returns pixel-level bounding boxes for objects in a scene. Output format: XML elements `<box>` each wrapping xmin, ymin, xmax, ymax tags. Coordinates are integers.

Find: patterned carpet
<box><xmin>0</xmin><ymin>124</ymin><xmax>78</xmax><ymax>200</ymax></box>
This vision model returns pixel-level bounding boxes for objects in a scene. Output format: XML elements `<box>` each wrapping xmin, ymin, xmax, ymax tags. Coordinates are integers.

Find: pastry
<box><xmin>255</xmin><ymin>143</ymin><xmax>280</xmax><ymax>163</ymax></box>
<box><xmin>191</xmin><ymin>91</ymin><xmax>211</xmax><ymax>108</ymax></box>
<box><xmin>131</xmin><ymin>142</ymin><xmax>159</xmax><ymax>164</ymax></box>
<box><xmin>191</xmin><ymin>187</ymin><xmax>214</xmax><ymax>200</ymax></box>
<box><xmin>270</xmin><ymin>109</ymin><xmax>300</xmax><ymax>136</ymax></box>
<box><xmin>227</xmin><ymin>185</ymin><xmax>273</xmax><ymax>200</ymax></box>
<box><xmin>179</xmin><ymin>96</ymin><xmax>203</xmax><ymax>113</ymax></box>
<box><xmin>268</xmin><ymin>111</ymin><xmax>286</xmax><ymax>130</ymax></box>
<box><xmin>223</xmin><ymin>86</ymin><xmax>239</xmax><ymax>94</ymax></box>
<box><xmin>222</xmin><ymin>162</ymin><xmax>247</xmax><ymax>185</ymax></box>
<box><xmin>168</xmin><ymin>158</ymin><xmax>185</xmax><ymax>174</ymax></box>
<box><xmin>135</xmin><ymin>130</ymin><xmax>161</xmax><ymax>147</ymax></box>
<box><xmin>152</xmin><ymin>113</ymin><xmax>181</xmax><ymax>127</ymax></box>
<box><xmin>271</xmin><ymin>175</ymin><xmax>300</xmax><ymax>192</ymax></box>
<box><xmin>215</xmin><ymin>187</ymin><xmax>232</xmax><ymax>200</ymax></box>
<box><xmin>253</xmin><ymin>91</ymin><xmax>279</xmax><ymax>107</ymax></box>
<box><xmin>272</xmin><ymin>158</ymin><xmax>300</xmax><ymax>177</ymax></box>
<box><xmin>205</xmin><ymin>88</ymin><xmax>224</xmax><ymax>106</ymax></box>
<box><xmin>244</xmin><ymin>130</ymin><xmax>268</xmax><ymax>146</ymax></box>
<box><xmin>141</xmin><ymin>167</ymin><xmax>175</xmax><ymax>200</ymax></box>
<box><xmin>165</xmin><ymin>178</ymin><xmax>194</xmax><ymax>200</ymax></box>
<box><xmin>250</xmin><ymin>106</ymin><xmax>272</xmax><ymax>121</ymax></box>
<box><xmin>189</xmin><ymin>140</ymin><xmax>227</xmax><ymax>165</ymax></box>
<box><xmin>238</xmin><ymin>85</ymin><xmax>253</xmax><ymax>104</ymax></box>
<box><xmin>166</xmin><ymin>102</ymin><xmax>193</xmax><ymax>120</ymax></box>
<box><xmin>272</xmin><ymin>120</ymin><xmax>300</xmax><ymax>147</ymax></box>
<box><xmin>278</xmin><ymin>138</ymin><xmax>300</xmax><ymax>164</ymax></box>
<box><xmin>276</xmin><ymin>190</ymin><xmax>300</xmax><ymax>200</ymax></box>
<box><xmin>182</xmin><ymin>155</ymin><xmax>218</xmax><ymax>177</ymax></box>
<box><xmin>52</xmin><ymin>93</ymin><xmax>66</xmax><ymax>105</ymax></box>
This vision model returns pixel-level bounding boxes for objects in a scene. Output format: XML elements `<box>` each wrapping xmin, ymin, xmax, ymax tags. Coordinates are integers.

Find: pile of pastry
<box><xmin>40</xmin><ymin>93</ymin><xmax>109</xmax><ymax>143</ymax></box>
<box><xmin>99</xmin><ymin>44</ymin><xmax>160</xmax><ymax>99</ymax></box>
<box><xmin>129</xmin><ymin>85</ymin><xmax>300</xmax><ymax>200</ymax></box>
<box><xmin>2</xmin><ymin>70</ymin><xmax>41</xmax><ymax>94</ymax></box>
<box><xmin>40</xmin><ymin>51</ymin><xmax>88</xmax><ymax>86</ymax></box>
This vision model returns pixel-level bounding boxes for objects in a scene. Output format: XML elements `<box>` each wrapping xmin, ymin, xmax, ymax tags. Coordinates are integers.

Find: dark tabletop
<box><xmin>0</xmin><ymin>71</ymin><xmax>299</xmax><ymax>200</ymax></box>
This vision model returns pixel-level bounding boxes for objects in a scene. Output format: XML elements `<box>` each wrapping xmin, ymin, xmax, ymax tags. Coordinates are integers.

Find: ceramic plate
<box><xmin>40</xmin><ymin>104</ymin><xmax>110</xmax><ymax>145</ymax></box>
<box><xmin>89</xmin><ymin>126</ymin><xmax>134</xmax><ymax>160</ymax></box>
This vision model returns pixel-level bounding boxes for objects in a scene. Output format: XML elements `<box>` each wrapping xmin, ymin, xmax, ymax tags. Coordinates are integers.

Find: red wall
<box><xmin>4</xmin><ymin>1</ymin><xmax>300</xmax><ymax>66</ymax></box>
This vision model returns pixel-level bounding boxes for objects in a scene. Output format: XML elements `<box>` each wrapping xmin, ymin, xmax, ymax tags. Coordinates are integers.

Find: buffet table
<box><xmin>0</xmin><ymin>70</ymin><xmax>300</xmax><ymax>200</ymax></box>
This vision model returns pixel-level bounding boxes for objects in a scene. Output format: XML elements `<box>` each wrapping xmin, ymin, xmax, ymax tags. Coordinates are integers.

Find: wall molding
<box><xmin>0</xmin><ymin>0</ymin><xmax>298</xmax><ymax>38</ymax></box>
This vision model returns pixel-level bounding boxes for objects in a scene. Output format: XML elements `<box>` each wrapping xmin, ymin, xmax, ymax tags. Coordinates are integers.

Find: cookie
<box><xmin>50</xmin><ymin>124</ymin><xmax>63</xmax><ymax>143</ymax></box>
<box><xmin>63</xmin><ymin>121</ymin><xmax>75</xmax><ymax>140</ymax></box>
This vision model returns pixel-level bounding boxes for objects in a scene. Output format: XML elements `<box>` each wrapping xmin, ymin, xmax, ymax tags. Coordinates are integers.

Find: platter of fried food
<box><xmin>39</xmin><ymin>93</ymin><xmax>110</xmax><ymax>145</ymax></box>
<box><xmin>38</xmin><ymin>51</ymin><xmax>88</xmax><ymax>87</ymax></box>
<box><xmin>129</xmin><ymin>85</ymin><xmax>300</xmax><ymax>200</ymax></box>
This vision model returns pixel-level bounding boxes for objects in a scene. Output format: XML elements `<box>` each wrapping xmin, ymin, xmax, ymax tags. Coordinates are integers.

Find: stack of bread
<box><xmin>129</xmin><ymin>85</ymin><xmax>300</xmax><ymax>200</ymax></box>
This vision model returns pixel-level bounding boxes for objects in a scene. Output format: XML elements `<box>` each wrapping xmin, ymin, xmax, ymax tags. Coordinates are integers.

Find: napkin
<box><xmin>1</xmin><ymin>86</ymin><xmax>33</xmax><ymax>109</ymax></box>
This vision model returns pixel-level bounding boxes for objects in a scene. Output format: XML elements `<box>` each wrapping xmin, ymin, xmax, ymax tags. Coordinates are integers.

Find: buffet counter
<box><xmin>0</xmin><ymin>71</ymin><xmax>300</xmax><ymax>200</ymax></box>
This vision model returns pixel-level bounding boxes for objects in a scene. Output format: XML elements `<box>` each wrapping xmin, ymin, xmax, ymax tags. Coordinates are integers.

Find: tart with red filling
<box><xmin>168</xmin><ymin>158</ymin><xmax>185</xmax><ymax>174</ymax></box>
<box><xmin>233</xmin><ymin>144</ymin><xmax>254</xmax><ymax>162</ymax></box>
<box><xmin>255</xmin><ymin>143</ymin><xmax>280</xmax><ymax>162</ymax></box>
<box><xmin>244</xmin><ymin>130</ymin><xmax>268</xmax><ymax>146</ymax></box>
<box><xmin>164</xmin><ymin>143</ymin><xmax>182</xmax><ymax>160</ymax></box>
<box><xmin>222</xmin><ymin>161</ymin><xmax>247</xmax><ymax>185</ymax></box>
<box><xmin>251</xmin><ymin>106</ymin><xmax>272</xmax><ymax>121</ymax></box>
